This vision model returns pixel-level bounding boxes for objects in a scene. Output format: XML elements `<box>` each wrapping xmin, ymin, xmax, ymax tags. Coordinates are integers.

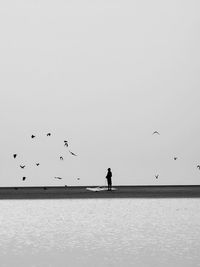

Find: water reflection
<box><xmin>0</xmin><ymin>199</ymin><xmax>199</xmax><ymax>266</ymax></box>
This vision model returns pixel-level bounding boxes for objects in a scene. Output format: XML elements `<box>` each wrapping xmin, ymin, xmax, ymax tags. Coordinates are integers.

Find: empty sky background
<box><xmin>0</xmin><ymin>0</ymin><xmax>200</xmax><ymax>186</ymax></box>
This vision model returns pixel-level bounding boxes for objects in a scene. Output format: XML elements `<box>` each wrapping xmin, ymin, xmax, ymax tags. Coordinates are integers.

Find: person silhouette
<box><xmin>106</xmin><ymin>168</ymin><xmax>112</xmax><ymax>191</ymax></box>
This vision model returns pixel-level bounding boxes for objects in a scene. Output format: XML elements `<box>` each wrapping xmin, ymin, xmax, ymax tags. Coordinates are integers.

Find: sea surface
<box><xmin>0</xmin><ymin>198</ymin><xmax>200</xmax><ymax>267</ymax></box>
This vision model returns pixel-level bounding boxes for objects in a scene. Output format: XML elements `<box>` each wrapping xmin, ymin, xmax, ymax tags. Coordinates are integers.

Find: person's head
<box><xmin>108</xmin><ymin>168</ymin><xmax>111</xmax><ymax>171</ymax></box>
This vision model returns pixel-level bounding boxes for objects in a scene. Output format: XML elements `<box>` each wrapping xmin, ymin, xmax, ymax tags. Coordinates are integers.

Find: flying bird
<box><xmin>197</xmin><ymin>165</ymin><xmax>200</xmax><ymax>170</ymax></box>
<box><xmin>69</xmin><ymin>151</ymin><xmax>77</xmax><ymax>156</ymax></box>
<box><xmin>13</xmin><ymin>154</ymin><xmax>17</xmax><ymax>159</ymax></box>
<box><xmin>60</xmin><ymin>157</ymin><xmax>64</xmax><ymax>160</ymax></box>
<box><xmin>36</xmin><ymin>163</ymin><xmax>40</xmax><ymax>166</ymax></box>
<box><xmin>77</xmin><ymin>178</ymin><xmax>80</xmax><ymax>180</ymax></box>
<box><xmin>155</xmin><ymin>175</ymin><xmax>159</xmax><ymax>179</ymax></box>
<box><xmin>54</xmin><ymin>176</ymin><xmax>62</xmax><ymax>180</ymax></box>
<box><xmin>174</xmin><ymin>157</ymin><xmax>178</xmax><ymax>161</ymax></box>
<box><xmin>22</xmin><ymin>177</ymin><xmax>26</xmax><ymax>181</ymax></box>
<box><xmin>31</xmin><ymin>135</ymin><xmax>36</xmax><ymax>139</ymax></box>
<box><xmin>153</xmin><ymin>131</ymin><xmax>160</xmax><ymax>135</ymax></box>
<box><xmin>64</xmin><ymin>141</ymin><xmax>68</xmax><ymax>147</ymax></box>
<box><xmin>20</xmin><ymin>165</ymin><xmax>25</xmax><ymax>169</ymax></box>
<box><xmin>47</xmin><ymin>133</ymin><xmax>51</xmax><ymax>136</ymax></box>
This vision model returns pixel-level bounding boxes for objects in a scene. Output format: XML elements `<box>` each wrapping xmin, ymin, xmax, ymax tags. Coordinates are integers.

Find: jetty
<box><xmin>0</xmin><ymin>185</ymin><xmax>200</xmax><ymax>199</ymax></box>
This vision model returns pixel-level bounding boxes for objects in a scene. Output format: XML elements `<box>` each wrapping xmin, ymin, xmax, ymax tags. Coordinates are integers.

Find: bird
<box><xmin>31</xmin><ymin>135</ymin><xmax>36</xmax><ymax>139</ymax></box>
<box><xmin>47</xmin><ymin>133</ymin><xmax>51</xmax><ymax>137</ymax></box>
<box><xmin>22</xmin><ymin>177</ymin><xmax>26</xmax><ymax>181</ymax></box>
<box><xmin>197</xmin><ymin>165</ymin><xmax>200</xmax><ymax>170</ymax></box>
<box><xmin>174</xmin><ymin>157</ymin><xmax>178</xmax><ymax>161</ymax></box>
<box><xmin>153</xmin><ymin>131</ymin><xmax>160</xmax><ymax>135</ymax></box>
<box><xmin>64</xmin><ymin>141</ymin><xmax>68</xmax><ymax>147</ymax></box>
<box><xmin>155</xmin><ymin>175</ymin><xmax>159</xmax><ymax>179</ymax></box>
<box><xmin>54</xmin><ymin>176</ymin><xmax>62</xmax><ymax>180</ymax></box>
<box><xmin>20</xmin><ymin>165</ymin><xmax>25</xmax><ymax>169</ymax></box>
<box><xmin>77</xmin><ymin>178</ymin><xmax>80</xmax><ymax>180</ymax></box>
<box><xmin>13</xmin><ymin>154</ymin><xmax>17</xmax><ymax>159</ymax></box>
<box><xmin>60</xmin><ymin>156</ymin><xmax>64</xmax><ymax>160</ymax></box>
<box><xmin>69</xmin><ymin>151</ymin><xmax>77</xmax><ymax>156</ymax></box>
<box><xmin>36</xmin><ymin>163</ymin><xmax>40</xmax><ymax>166</ymax></box>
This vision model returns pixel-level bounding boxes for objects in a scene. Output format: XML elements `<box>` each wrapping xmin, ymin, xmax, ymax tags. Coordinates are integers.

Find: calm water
<box><xmin>0</xmin><ymin>198</ymin><xmax>200</xmax><ymax>267</ymax></box>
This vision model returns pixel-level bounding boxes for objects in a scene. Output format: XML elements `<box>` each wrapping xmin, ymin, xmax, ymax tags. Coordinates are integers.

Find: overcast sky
<box><xmin>0</xmin><ymin>0</ymin><xmax>200</xmax><ymax>186</ymax></box>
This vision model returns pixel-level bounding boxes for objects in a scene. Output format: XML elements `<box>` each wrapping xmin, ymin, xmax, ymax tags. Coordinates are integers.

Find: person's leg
<box><xmin>107</xmin><ymin>178</ymin><xmax>110</xmax><ymax>191</ymax></box>
<box><xmin>107</xmin><ymin>179</ymin><xmax>110</xmax><ymax>191</ymax></box>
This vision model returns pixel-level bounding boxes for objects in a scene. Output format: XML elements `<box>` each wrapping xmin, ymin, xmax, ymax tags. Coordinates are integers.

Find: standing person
<box><xmin>106</xmin><ymin>168</ymin><xmax>112</xmax><ymax>191</ymax></box>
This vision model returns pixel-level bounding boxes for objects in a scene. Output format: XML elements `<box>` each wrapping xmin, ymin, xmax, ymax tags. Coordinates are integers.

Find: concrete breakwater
<box><xmin>0</xmin><ymin>185</ymin><xmax>200</xmax><ymax>199</ymax></box>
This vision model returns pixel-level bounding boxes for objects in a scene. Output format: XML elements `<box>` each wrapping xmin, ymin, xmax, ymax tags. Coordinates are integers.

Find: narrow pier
<box><xmin>0</xmin><ymin>185</ymin><xmax>200</xmax><ymax>199</ymax></box>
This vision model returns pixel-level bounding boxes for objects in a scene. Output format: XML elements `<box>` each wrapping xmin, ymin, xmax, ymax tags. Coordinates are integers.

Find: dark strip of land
<box><xmin>0</xmin><ymin>185</ymin><xmax>200</xmax><ymax>199</ymax></box>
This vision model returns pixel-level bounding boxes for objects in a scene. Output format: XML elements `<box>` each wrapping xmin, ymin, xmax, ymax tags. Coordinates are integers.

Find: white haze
<box><xmin>0</xmin><ymin>0</ymin><xmax>200</xmax><ymax>186</ymax></box>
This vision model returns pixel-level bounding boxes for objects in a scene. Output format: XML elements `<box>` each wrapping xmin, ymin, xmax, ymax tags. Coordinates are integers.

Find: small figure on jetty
<box><xmin>13</xmin><ymin>154</ymin><xmax>17</xmax><ymax>159</ymax></box>
<box><xmin>153</xmin><ymin>131</ymin><xmax>160</xmax><ymax>135</ymax></box>
<box><xmin>20</xmin><ymin>165</ymin><xmax>25</xmax><ymax>169</ymax></box>
<box><xmin>47</xmin><ymin>133</ymin><xmax>51</xmax><ymax>136</ymax></box>
<box><xmin>106</xmin><ymin>168</ymin><xmax>112</xmax><ymax>191</ymax></box>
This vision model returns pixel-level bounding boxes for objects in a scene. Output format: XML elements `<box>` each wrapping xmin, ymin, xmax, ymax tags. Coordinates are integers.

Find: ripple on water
<box><xmin>0</xmin><ymin>198</ymin><xmax>200</xmax><ymax>267</ymax></box>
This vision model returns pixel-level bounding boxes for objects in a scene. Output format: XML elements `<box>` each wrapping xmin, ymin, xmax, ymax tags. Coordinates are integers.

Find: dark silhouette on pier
<box><xmin>106</xmin><ymin>168</ymin><xmax>112</xmax><ymax>191</ymax></box>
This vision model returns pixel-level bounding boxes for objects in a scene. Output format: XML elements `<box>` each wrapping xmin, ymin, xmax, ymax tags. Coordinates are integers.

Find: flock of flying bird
<box><xmin>13</xmin><ymin>130</ymin><xmax>200</xmax><ymax>183</ymax></box>
<box><xmin>13</xmin><ymin>133</ymin><xmax>78</xmax><ymax>182</ymax></box>
<box><xmin>152</xmin><ymin>131</ymin><xmax>200</xmax><ymax>179</ymax></box>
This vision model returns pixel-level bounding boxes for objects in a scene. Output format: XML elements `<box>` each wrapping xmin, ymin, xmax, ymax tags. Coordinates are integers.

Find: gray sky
<box><xmin>0</xmin><ymin>0</ymin><xmax>200</xmax><ymax>186</ymax></box>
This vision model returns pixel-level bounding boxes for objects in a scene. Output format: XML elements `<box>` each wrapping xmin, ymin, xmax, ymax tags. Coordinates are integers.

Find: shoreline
<box><xmin>0</xmin><ymin>185</ymin><xmax>199</xmax><ymax>199</ymax></box>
